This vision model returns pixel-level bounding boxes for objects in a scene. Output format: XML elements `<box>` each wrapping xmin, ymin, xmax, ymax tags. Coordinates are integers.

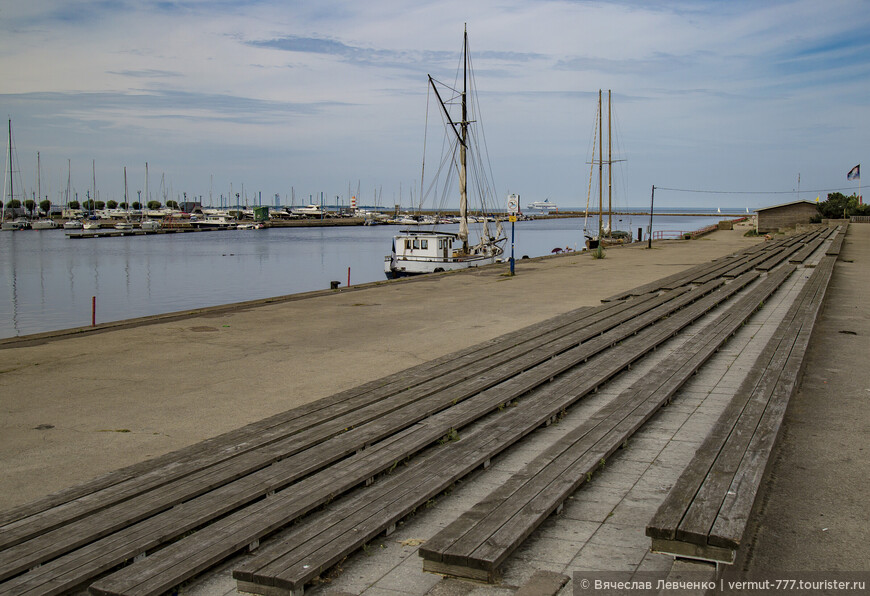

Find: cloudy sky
<box><xmin>2</xmin><ymin>0</ymin><xmax>868</xmax><ymax>210</ymax></box>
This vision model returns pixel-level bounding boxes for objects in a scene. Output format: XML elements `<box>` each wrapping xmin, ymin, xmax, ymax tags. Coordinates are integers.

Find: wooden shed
<box><xmin>756</xmin><ymin>200</ymin><xmax>819</xmax><ymax>233</ymax></box>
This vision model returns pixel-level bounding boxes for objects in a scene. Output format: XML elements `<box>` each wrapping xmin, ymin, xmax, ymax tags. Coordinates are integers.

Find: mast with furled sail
<box><xmin>384</xmin><ymin>26</ymin><xmax>505</xmax><ymax>279</ymax></box>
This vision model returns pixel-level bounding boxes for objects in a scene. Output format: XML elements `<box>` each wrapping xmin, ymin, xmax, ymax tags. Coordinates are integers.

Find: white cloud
<box><xmin>1</xmin><ymin>0</ymin><xmax>868</xmax><ymax>208</ymax></box>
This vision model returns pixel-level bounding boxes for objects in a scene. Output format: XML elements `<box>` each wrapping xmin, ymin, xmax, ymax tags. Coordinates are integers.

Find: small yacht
<box><xmin>1</xmin><ymin>217</ymin><xmax>30</xmax><ymax>231</ymax></box>
<box><xmin>31</xmin><ymin>218</ymin><xmax>59</xmax><ymax>230</ymax></box>
<box><xmin>290</xmin><ymin>204</ymin><xmax>324</xmax><ymax>217</ymax></box>
<box><xmin>194</xmin><ymin>214</ymin><xmax>236</xmax><ymax>229</ymax></box>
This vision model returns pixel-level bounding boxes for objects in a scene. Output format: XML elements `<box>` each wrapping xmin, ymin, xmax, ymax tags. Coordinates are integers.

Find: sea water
<box><xmin>0</xmin><ymin>214</ymin><xmax>728</xmax><ymax>338</ymax></box>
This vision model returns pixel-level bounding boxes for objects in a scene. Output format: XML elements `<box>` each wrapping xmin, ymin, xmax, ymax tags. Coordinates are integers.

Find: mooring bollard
<box><xmin>92</xmin><ymin>296</ymin><xmax>96</xmax><ymax>326</ymax></box>
<box><xmin>330</xmin><ymin>280</ymin><xmax>341</xmax><ymax>290</ymax></box>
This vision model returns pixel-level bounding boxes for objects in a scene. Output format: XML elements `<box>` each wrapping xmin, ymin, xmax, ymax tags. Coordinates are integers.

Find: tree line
<box><xmin>817</xmin><ymin>192</ymin><xmax>867</xmax><ymax>219</ymax></box>
<box><xmin>0</xmin><ymin>199</ymin><xmax>181</xmax><ymax>215</ymax></box>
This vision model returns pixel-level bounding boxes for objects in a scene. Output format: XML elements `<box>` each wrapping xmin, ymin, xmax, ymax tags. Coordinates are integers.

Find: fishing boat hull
<box><xmin>384</xmin><ymin>252</ymin><xmax>503</xmax><ymax>279</ymax></box>
<box><xmin>384</xmin><ymin>230</ymin><xmax>503</xmax><ymax>279</ymax></box>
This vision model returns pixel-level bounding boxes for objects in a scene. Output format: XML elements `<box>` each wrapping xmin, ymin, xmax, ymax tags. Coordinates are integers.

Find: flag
<box><xmin>847</xmin><ymin>164</ymin><xmax>860</xmax><ymax>180</ymax></box>
<box><xmin>815</xmin><ymin>196</ymin><xmax>820</xmax><ymax>203</ymax></box>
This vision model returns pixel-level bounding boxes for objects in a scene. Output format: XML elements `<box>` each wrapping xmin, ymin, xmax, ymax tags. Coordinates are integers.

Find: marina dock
<box><xmin>1</xmin><ymin>221</ymin><xmax>867</xmax><ymax>595</ymax></box>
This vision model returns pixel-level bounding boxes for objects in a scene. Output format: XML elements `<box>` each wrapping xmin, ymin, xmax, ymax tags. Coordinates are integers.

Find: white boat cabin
<box><xmin>394</xmin><ymin>230</ymin><xmax>455</xmax><ymax>261</ymax></box>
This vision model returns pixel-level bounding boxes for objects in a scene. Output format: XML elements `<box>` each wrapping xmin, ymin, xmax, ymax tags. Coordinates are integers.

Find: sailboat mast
<box><xmin>608</xmin><ymin>89</ymin><xmax>612</xmax><ymax>235</ymax></box>
<box><xmin>8</xmin><ymin>119</ymin><xmax>13</xmax><ymax>211</ymax></box>
<box><xmin>37</xmin><ymin>152</ymin><xmax>41</xmax><ymax>205</ymax></box>
<box><xmin>598</xmin><ymin>91</ymin><xmax>603</xmax><ymax>239</ymax></box>
<box><xmin>458</xmin><ymin>26</ymin><xmax>469</xmax><ymax>251</ymax></box>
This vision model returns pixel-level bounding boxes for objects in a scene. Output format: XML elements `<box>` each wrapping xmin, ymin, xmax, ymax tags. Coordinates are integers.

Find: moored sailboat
<box><xmin>585</xmin><ymin>90</ymin><xmax>632</xmax><ymax>250</ymax></box>
<box><xmin>31</xmin><ymin>152</ymin><xmax>59</xmax><ymax>229</ymax></box>
<box><xmin>385</xmin><ymin>27</ymin><xmax>505</xmax><ymax>279</ymax></box>
<box><xmin>2</xmin><ymin>119</ymin><xmax>30</xmax><ymax>230</ymax></box>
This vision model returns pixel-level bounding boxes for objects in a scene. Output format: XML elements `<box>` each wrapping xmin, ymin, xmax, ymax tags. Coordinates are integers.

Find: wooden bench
<box><xmin>415</xmin><ymin>265</ymin><xmax>796</xmax><ymax>582</ymax></box>
<box><xmin>646</xmin><ymin>255</ymin><xmax>836</xmax><ymax>565</ymax></box>
<box><xmin>88</xmin><ymin>274</ymin><xmax>759</xmax><ymax>596</ymax></box>
<box><xmin>788</xmin><ymin>236</ymin><xmax>825</xmax><ymax>264</ymax></box>
<box><xmin>825</xmin><ymin>224</ymin><xmax>846</xmax><ymax>256</ymax></box>
<box><xmin>0</xmin><ymin>281</ymin><xmax>725</xmax><ymax>595</ymax></box>
<box><xmin>221</xmin><ymin>270</ymin><xmax>780</xmax><ymax>595</ymax></box>
<box><xmin>0</xmin><ymin>295</ymin><xmax>655</xmax><ymax>552</ymax></box>
<box><xmin>602</xmin><ymin>230</ymin><xmax>823</xmax><ymax>302</ymax></box>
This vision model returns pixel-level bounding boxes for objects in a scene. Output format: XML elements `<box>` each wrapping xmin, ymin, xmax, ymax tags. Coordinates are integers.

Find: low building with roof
<box><xmin>755</xmin><ymin>200</ymin><xmax>819</xmax><ymax>234</ymax></box>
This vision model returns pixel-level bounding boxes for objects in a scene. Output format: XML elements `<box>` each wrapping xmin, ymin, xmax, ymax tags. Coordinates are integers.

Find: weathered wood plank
<box><xmin>646</xmin><ymin>263</ymin><xmax>818</xmax><ymax>542</ymax></box>
<box><xmin>647</xmin><ymin>255</ymin><xmax>834</xmax><ymax>559</ymax></box>
<box><xmin>707</xmin><ymin>257</ymin><xmax>834</xmax><ymax>549</ymax></box>
<box><xmin>90</xmin><ymin>272</ymin><xmax>759</xmax><ymax>596</ymax></box>
<box><xmin>423</xmin><ymin>267</ymin><xmax>794</xmax><ymax>574</ymax></box>
<box><xmin>0</xmin><ymin>298</ymin><xmax>623</xmax><ymax>532</ymax></box>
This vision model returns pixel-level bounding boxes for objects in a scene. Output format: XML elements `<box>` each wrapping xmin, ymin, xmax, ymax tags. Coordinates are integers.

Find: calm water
<box><xmin>0</xmin><ymin>215</ymin><xmax>723</xmax><ymax>338</ymax></box>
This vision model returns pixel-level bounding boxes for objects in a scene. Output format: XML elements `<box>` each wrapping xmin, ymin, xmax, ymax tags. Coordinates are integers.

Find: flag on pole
<box><xmin>847</xmin><ymin>164</ymin><xmax>860</xmax><ymax>180</ymax></box>
<box><xmin>815</xmin><ymin>196</ymin><xmax>820</xmax><ymax>203</ymax></box>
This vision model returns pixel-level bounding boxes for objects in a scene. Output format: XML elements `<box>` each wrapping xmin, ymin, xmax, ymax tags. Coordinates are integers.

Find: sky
<box><xmin>1</xmin><ymin>0</ymin><xmax>868</xmax><ymax>210</ymax></box>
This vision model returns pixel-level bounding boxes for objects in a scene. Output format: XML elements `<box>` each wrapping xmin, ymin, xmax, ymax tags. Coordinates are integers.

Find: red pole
<box><xmin>347</xmin><ymin>267</ymin><xmax>351</xmax><ymax>288</ymax></box>
<box><xmin>92</xmin><ymin>296</ymin><xmax>96</xmax><ymax>326</ymax></box>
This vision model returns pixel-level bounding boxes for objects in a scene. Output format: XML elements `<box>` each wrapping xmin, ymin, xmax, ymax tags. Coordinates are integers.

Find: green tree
<box><xmin>147</xmin><ymin>200</ymin><xmax>162</xmax><ymax>210</ymax></box>
<box><xmin>69</xmin><ymin>200</ymin><xmax>80</xmax><ymax>210</ymax></box>
<box><xmin>8</xmin><ymin>199</ymin><xmax>21</xmax><ymax>209</ymax></box>
<box><xmin>95</xmin><ymin>201</ymin><xmax>105</xmax><ymax>210</ymax></box>
<box><xmin>119</xmin><ymin>202</ymin><xmax>129</xmax><ymax>210</ymax></box>
<box><xmin>819</xmin><ymin>192</ymin><xmax>862</xmax><ymax>219</ymax></box>
<box><xmin>107</xmin><ymin>200</ymin><xmax>118</xmax><ymax>209</ymax></box>
<box><xmin>39</xmin><ymin>199</ymin><xmax>51</xmax><ymax>215</ymax></box>
<box><xmin>166</xmin><ymin>200</ymin><xmax>179</xmax><ymax>209</ymax></box>
<box><xmin>132</xmin><ymin>201</ymin><xmax>141</xmax><ymax>210</ymax></box>
<box><xmin>25</xmin><ymin>199</ymin><xmax>35</xmax><ymax>216</ymax></box>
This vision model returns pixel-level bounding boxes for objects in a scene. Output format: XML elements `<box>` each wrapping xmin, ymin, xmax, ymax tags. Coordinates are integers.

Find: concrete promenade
<box><xmin>1</xmin><ymin>221</ymin><xmax>867</xmax><ymax>595</ymax></box>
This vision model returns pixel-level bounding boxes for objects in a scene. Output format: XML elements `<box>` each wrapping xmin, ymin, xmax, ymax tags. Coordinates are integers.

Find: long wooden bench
<box><xmin>0</xmin><ymin>293</ymin><xmax>665</xmax><ymax>547</ymax></box>
<box><xmin>88</xmin><ymin>274</ymin><xmax>763</xmax><ymax>596</ymax></box>
<box><xmin>224</xmin><ymin>269</ymin><xmax>787</xmax><ymax>595</ymax></box>
<box><xmin>415</xmin><ymin>265</ymin><xmax>796</xmax><ymax>582</ymax></box>
<box><xmin>826</xmin><ymin>224</ymin><xmax>846</xmax><ymax>255</ymax></box>
<box><xmin>789</xmin><ymin>236</ymin><xmax>825</xmax><ymax>264</ymax></box>
<box><xmin>0</xmin><ymin>280</ymin><xmax>727</xmax><ymax>595</ymax></box>
<box><xmin>603</xmin><ymin>230</ymin><xmax>823</xmax><ymax>301</ymax></box>
<box><xmin>646</xmin><ymin>254</ymin><xmax>836</xmax><ymax>565</ymax></box>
